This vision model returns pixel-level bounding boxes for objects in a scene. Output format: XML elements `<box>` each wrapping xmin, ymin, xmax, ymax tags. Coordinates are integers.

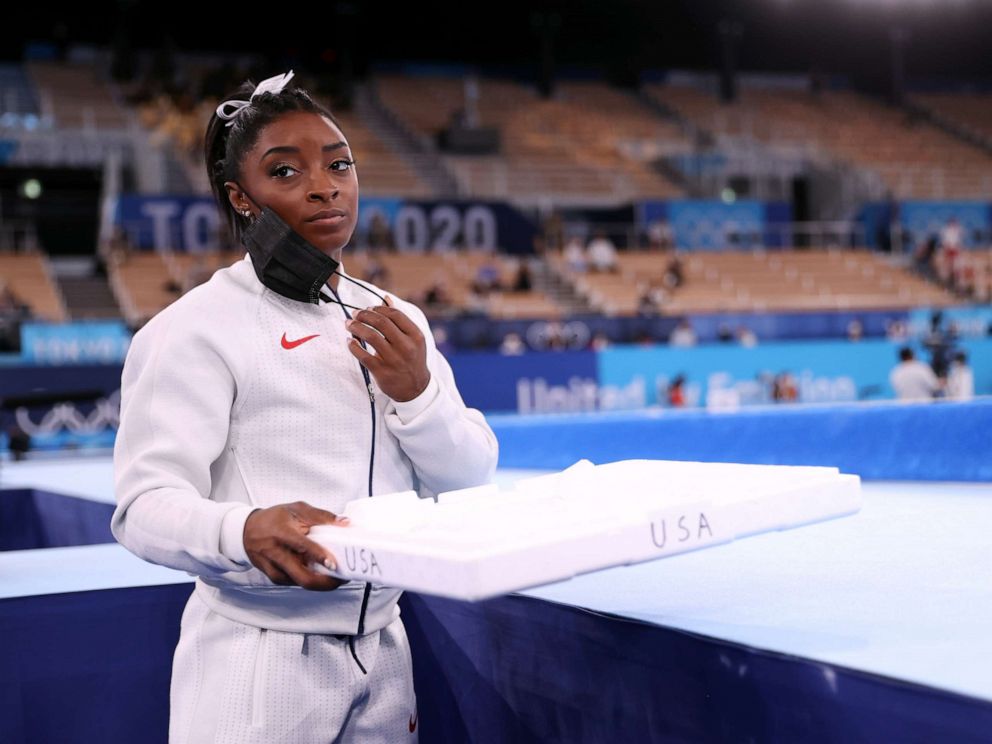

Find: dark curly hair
<box><xmin>204</xmin><ymin>77</ymin><xmax>344</xmax><ymax>246</ymax></box>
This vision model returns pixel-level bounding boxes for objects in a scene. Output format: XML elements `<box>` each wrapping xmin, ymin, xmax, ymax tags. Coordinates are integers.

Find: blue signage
<box><xmin>20</xmin><ymin>321</ymin><xmax>132</xmax><ymax>365</ymax></box>
<box><xmin>447</xmin><ymin>351</ymin><xmax>601</xmax><ymax>414</ymax></box>
<box><xmin>597</xmin><ymin>339</ymin><xmax>992</xmax><ymax>408</ymax></box>
<box><xmin>113</xmin><ymin>195</ymin><xmax>537</xmax><ymax>254</ymax></box>
<box><xmin>637</xmin><ymin>200</ymin><xmax>793</xmax><ymax>250</ymax></box>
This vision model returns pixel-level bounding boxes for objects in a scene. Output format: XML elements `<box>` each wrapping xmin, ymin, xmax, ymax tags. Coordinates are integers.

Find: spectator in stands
<box><xmin>563</xmin><ymin>236</ymin><xmax>587</xmax><ymax>273</ymax></box>
<box><xmin>885</xmin><ymin>318</ymin><xmax>909</xmax><ymax>341</ymax></box>
<box><xmin>536</xmin><ymin>211</ymin><xmax>565</xmax><ymax>255</ymax></box>
<box><xmin>847</xmin><ymin>319</ymin><xmax>864</xmax><ymax>343</ymax></box>
<box><xmin>462</xmin><ymin>285</ymin><xmax>489</xmax><ymax>317</ymax></box>
<box><xmin>736</xmin><ymin>325</ymin><xmax>758</xmax><ymax>347</ymax></box>
<box><xmin>663</xmin><ymin>253</ymin><xmax>685</xmax><ymax>289</ymax></box>
<box><xmin>509</xmin><ymin>260</ymin><xmax>533</xmax><ymax>293</ymax></box>
<box><xmin>772</xmin><ymin>372</ymin><xmax>799</xmax><ymax>403</ymax></box>
<box><xmin>587</xmin><ymin>231</ymin><xmax>619</xmax><ymax>273</ymax></box>
<box><xmin>541</xmin><ymin>318</ymin><xmax>570</xmax><ymax>351</ymax></box>
<box><xmin>636</xmin><ymin>289</ymin><xmax>660</xmax><ymax>317</ymax></box>
<box><xmin>366</xmin><ymin>213</ymin><xmax>394</xmax><ymax>252</ymax></box>
<box><xmin>424</xmin><ymin>280</ymin><xmax>453</xmax><ymax>311</ymax></box>
<box><xmin>499</xmin><ymin>332</ymin><xmax>526</xmax><ymax>356</ymax></box>
<box><xmin>667</xmin><ymin>375</ymin><xmax>687</xmax><ymax>408</ymax></box>
<box><xmin>589</xmin><ymin>331</ymin><xmax>610</xmax><ymax>351</ymax></box>
<box><xmin>634</xmin><ymin>330</ymin><xmax>656</xmax><ymax>347</ymax></box>
<box><xmin>647</xmin><ymin>219</ymin><xmax>675</xmax><ymax>251</ymax></box>
<box><xmin>937</xmin><ymin>217</ymin><xmax>964</xmax><ymax>287</ymax></box>
<box><xmin>913</xmin><ymin>235</ymin><xmax>939</xmax><ymax>281</ymax></box>
<box><xmin>472</xmin><ymin>258</ymin><xmax>503</xmax><ymax>296</ymax></box>
<box><xmin>637</xmin><ymin>280</ymin><xmax>668</xmax><ymax>316</ymax></box>
<box><xmin>923</xmin><ymin>311</ymin><xmax>954</xmax><ymax>379</ymax></box>
<box><xmin>363</xmin><ymin>257</ymin><xmax>389</xmax><ymax>286</ymax></box>
<box><xmin>669</xmin><ymin>319</ymin><xmax>697</xmax><ymax>347</ymax></box>
<box><xmin>890</xmin><ymin>347</ymin><xmax>941</xmax><ymax>401</ymax></box>
<box><xmin>946</xmin><ymin>351</ymin><xmax>974</xmax><ymax>400</ymax></box>
<box><xmin>717</xmin><ymin>324</ymin><xmax>734</xmax><ymax>343</ymax></box>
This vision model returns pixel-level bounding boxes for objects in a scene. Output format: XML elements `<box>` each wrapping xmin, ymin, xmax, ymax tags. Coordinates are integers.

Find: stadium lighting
<box><xmin>19</xmin><ymin>179</ymin><xmax>42</xmax><ymax>200</ymax></box>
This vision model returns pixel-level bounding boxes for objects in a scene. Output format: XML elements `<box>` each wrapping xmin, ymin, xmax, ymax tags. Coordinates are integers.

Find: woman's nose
<box><xmin>308</xmin><ymin>183</ymin><xmax>338</xmax><ymax>201</ymax></box>
<box><xmin>307</xmin><ymin>172</ymin><xmax>340</xmax><ymax>201</ymax></box>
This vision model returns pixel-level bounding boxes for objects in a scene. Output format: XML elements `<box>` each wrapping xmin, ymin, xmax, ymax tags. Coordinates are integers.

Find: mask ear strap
<box><xmin>318</xmin><ymin>290</ymin><xmax>365</xmax><ymax>313</ymax></box>
<box><xmin>333</xmin><ymin>271</ymin><xmax>387</xmax><ymax>304</ymax></box>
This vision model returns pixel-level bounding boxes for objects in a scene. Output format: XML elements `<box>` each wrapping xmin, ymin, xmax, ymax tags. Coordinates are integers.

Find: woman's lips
<box><xmin>310</xmin><ymin>214</ymin><xmax>347</xmax><ymax>226</ymax></box>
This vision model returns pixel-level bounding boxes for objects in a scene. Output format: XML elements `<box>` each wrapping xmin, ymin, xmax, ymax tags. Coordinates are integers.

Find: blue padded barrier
<box><xmin>489</xmin><ymin>399</ymin><xmax>992</xmax><ymax>481</ymax></box>
<box><xmin>0</xmin><ymin>489</ymin><xmax>115</xmax><ymax>550</ymax></box>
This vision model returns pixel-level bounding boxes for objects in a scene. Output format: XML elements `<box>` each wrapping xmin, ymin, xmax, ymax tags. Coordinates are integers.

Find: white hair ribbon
<box><xmin>216</xmin><ymin>70</ymin><xmax>296</xmax><ymax>127</ymax></box>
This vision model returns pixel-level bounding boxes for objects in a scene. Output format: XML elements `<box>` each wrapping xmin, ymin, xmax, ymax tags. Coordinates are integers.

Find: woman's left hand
<box><xmin>346</xmin><ymin>298</ymin><xmax>431</xmax><ymax>402</ymax></box>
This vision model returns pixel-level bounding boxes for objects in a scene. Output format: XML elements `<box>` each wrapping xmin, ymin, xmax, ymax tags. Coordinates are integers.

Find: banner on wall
<box><xmin>113</xmin><ymin>196</ymin><xmax>538</xmax><ymax>253</ymax></box>
<box><xmin>596</xmin><ymin>338</ymin><xmax>991</xmax><ymax>410</ymax></box>
<box><xmin>636</xmin><ymin>199</ymin><xmax>793</xmax><ymax>250</ymax></box>
<box><xmin>20</xmin><ymin>321</ymin><xmax>132</xmax><ymax>365</ymax></box>
<box><xmin>0</xmin><ymin>364</ymin><xmax>123</xmax><ymax>450</ymax></box>
<box><xmin>899</xmin><ymin>201</ymin><xmax>991</xmax><ymax>249</ymax></box>
<box><xmin>447</xmin><ymin>351</ymin><xmax>605</xmax><ymax>414</ymax></box>
<box><xmin>449</xmin><ymin>338</ymin><xmax>990</xmax><ymax>414</ymax></box>
<box><xmin>859</xmin><ymin>200</ymin><xmax>992</xmax><ymax>251</ymax></box>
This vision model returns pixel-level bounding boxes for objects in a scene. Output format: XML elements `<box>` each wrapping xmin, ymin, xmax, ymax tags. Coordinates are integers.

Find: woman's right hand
<box><xmin>243</xmin><ymin>502</ymin><xmax>349</xmax><ymax>591</ymax></box>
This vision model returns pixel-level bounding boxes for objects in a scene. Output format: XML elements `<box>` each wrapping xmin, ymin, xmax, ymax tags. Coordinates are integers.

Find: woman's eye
<box><xmin>272</xmin><ymin>164</ymin><xmax>298</xmax><ymax>178</ymax></box>
<box><xmin>330</xmin><ymin>159</ymin><xmax>354</xmax><ymax>172</ymax></box>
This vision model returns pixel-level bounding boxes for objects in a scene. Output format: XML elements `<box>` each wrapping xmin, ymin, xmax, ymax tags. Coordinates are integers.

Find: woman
<box><xmin>112</xmin><ymin>70</ymin><xmax>498</xmax><ymax>743</ymax></box>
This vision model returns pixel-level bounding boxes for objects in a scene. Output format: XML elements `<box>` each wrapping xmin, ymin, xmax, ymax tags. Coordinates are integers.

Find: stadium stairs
<box><xmin>904</xmin><ymin>97</ymin><xmax>992</xmax><ymax>159</ymax></box>
<box><xmin>357</xmin><ymin>84</ymin><xmax>459</xmax><ymax>197</ymax></box>
<box><xmin>50</xmin><ymin>258</ymin><xmax>121</xmax><ymax>320</ymax></box>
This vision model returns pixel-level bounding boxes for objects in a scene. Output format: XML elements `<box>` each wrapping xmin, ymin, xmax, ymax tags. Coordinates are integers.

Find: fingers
<box><xmin>370</xmin><ymin>305</ymin><xmax>424</xmax><ymax>340</ymax></box>
<box><xmin>245</xmin><ymin>502</ymin><xmax>350</xmax><ymax>591</ymax></box>
<box><xmin>289</xmin><ymin>501</ymin><xmax>349</xmax><ymax>527</ymax></box>
<box><xmin>255</xmin><ymin>555</ymin><xmax>293</xmax><ymax>586</ymax></box>
<box><xmin>346</xmin><ymin>318</ymin><xmax>398</xmax><ymax>363</ymax></box>
<box><xmin>349</xmin><ymin>306</ymin><xmax>424</xmax><ymax>345</ymax></box>
<box><xmin>347</xmin><ymin>309</ymin><xmax>404</xmax><ymax>348</ymax></box>
<box><xmin>348</xmin><ymin>337</ymin><xmax>383</xmax><ymax>370</ymax></box>
<box><xmin>270</xmin><ymin>546</ymin><xmax>343</xmax><ymax>591</ymax></box>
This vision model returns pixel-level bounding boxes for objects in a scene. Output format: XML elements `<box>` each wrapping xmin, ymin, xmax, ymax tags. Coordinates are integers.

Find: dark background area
<box><xmin>1</xmin><ymin>0</ymin><xmax>991</xmax><ymax>93</ymax></box>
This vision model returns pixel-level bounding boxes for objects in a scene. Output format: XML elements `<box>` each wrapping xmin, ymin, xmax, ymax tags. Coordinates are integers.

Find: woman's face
<box><xmin>226</xmin><ymin>111</ymin><xmax>358</xmax><ymax>258</ymax></box>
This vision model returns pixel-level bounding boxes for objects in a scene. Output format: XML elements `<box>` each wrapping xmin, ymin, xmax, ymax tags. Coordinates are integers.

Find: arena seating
<box><xmin>108</xmin><ymin>252</ymin><xmax>176</xmax><ymax>326</ymax></box>
<box><xmin>346</xmin><ymin>251</ymin><xmax>561</xmax><ymax>320</ymax></box>
<box><xmin>107</xmin><ymin>249</ymin><xmax>561</xmax><ymax>324</ymax></box>
<box><xmin>646</xmin><ymin>84</ymin><xmax>992</xmax><ymax>200</ymax></box>
<box><xmin>331</xmin><ymin>111</ymin><xmax>433</xmax><ymax>197</ymax></box>
<box><xmin>550</xmin><ymin>248</ymin><xmax>959</xmax><ymax>316</ymax></box>
<box><xmin>25</xmin><ymin>61</ymin><xmax>128</xmax><ymax>130</ymax></box>
<box><xmin>0</xmin><ymin>253</ymin><xmax>68</xmax><ymax>322</ymax></box>
<box><xmin>912</xmin><ymin>91</ymin><xmax>992</xmax><ymax>143</ymax></box>
<box><xmin>374</xmin><ymin>75</ymin><xmax>686</xmax><ymax>203</ymax></box>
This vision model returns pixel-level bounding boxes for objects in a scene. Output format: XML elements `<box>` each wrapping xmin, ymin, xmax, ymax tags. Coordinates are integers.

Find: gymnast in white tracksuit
<box><xmin>112</xmin><ymin>71</ymin><xmax>498</xmax><ymax>744</ymax></box>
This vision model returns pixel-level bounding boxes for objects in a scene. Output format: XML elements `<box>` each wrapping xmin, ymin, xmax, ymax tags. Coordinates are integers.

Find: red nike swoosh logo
<box><xmin>408</xmin><ymin>712</ymin><xmax>418</xmax><ymax>733</ymax></box>
<box><xmin>281</xmin><ymin>333</ymin><xmax>320</xmax><ymax>349</ymax></box>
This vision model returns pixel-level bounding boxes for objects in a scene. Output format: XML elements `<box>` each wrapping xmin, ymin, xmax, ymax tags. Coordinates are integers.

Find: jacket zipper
<box><xmin>330</xmin><ymin>287</ymin><xmax>375</xmax><ymax>671</ymax></box>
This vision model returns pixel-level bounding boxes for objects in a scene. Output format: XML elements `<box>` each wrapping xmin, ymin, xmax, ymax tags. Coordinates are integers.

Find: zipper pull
<box><xmin>366</xmin><ymin>381</ymin><xmax>375</xmax><ymax>404</ymax></box>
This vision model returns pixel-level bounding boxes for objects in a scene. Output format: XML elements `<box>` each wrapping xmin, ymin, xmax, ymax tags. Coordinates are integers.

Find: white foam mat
<box><xmin>311</xmin><ymin>459</ymin><xmax>862</xmax><ymax>601</ymax></box>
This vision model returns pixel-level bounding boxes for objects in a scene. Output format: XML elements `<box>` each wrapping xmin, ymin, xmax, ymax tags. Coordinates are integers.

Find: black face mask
<box><xmin>242</xmin><ymin>204</ymin><xmax>339</xmax><ymax>304</ymax></box>
<box><xmin>235</xmin><ymin>185</ymin><xmax>386</xmax><ymax>310</ymax></box>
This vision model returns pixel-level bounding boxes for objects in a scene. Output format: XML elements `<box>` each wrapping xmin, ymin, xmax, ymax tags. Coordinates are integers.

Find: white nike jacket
<box><xmin>112</xmin><ymin>254</ymin><xmax>498</xmax><ymax>635</ymax></box>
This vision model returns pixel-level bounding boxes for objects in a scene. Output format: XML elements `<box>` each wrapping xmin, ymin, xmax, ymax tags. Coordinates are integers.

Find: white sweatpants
<box><xmin>169</xmin><ymin>591</ymin><xmax>419</xmax><ymax>744</ymax></box>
